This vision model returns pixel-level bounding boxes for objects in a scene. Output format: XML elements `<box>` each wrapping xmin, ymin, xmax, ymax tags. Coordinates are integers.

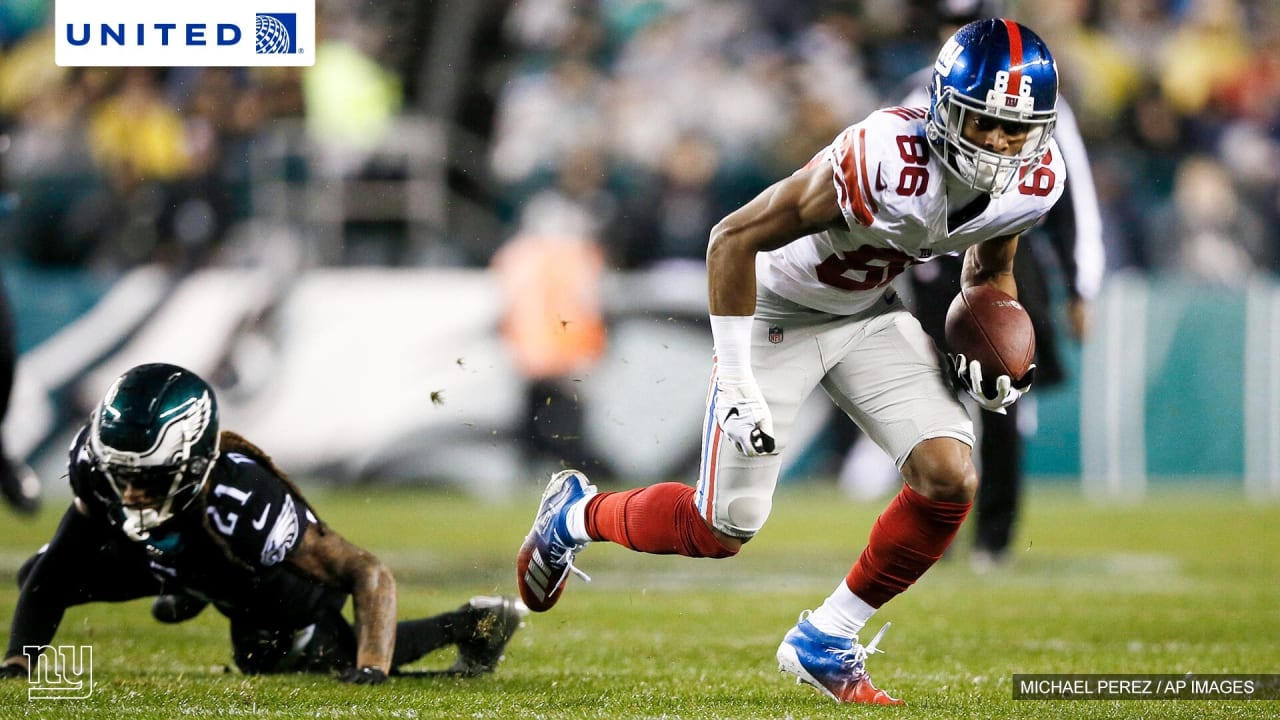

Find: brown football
<box><xmin>944</xmin><ymin>286</ymin><xmax>1036</xmax><ymax>393</ymax></box>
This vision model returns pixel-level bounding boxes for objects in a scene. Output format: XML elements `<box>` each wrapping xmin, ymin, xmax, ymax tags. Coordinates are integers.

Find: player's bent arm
<box><xmin>286</xmin><ymin>524</ymin><xmax>397</xmax><ymax>676</ymax></box>
<box><xmin>706</xmin><ymin>162</ymin><xmax>844</xmax><ymax>316</ymax></box>
<box><xmin>962</xmin><ymin>233</ymin><xmax>1020</xmax><ymax>299</ymax></box>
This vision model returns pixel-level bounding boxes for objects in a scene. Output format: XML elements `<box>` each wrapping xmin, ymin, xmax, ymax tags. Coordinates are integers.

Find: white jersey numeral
<box><xmin>208</xmin><ymin>482</ymin><xmax>253</xmax><ymax>535</ymax></box>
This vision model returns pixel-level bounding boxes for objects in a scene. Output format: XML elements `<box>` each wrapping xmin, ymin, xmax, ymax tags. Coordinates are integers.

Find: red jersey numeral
<box><xmin>1018</xmin><ymin>148</ymin><xmax>1055</xmax><ymax>197</ymax></box>
<box><xmin>894</xmin><ymin>135</ymin><xmax>929</xmax><ymax>197</ymax></box>
<box><xmin>816</xmin><ymin>245</ymin><xmax>916</xmax><ymax>291</ymax></box>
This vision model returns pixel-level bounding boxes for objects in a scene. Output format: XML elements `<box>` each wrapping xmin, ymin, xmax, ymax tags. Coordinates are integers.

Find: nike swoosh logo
<box><xmin>874</xmin><ymin>163</ymin><xmax>887</xmax><ymax>192</ymax></box>
<box><xmin>252</xmin><ymin>504</ymin><xmax>272</xmax><ymax>531</ymax></box>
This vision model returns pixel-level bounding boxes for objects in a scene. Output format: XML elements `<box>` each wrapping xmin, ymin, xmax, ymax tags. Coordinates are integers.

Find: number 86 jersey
<box><xmin>756</xmin><ymin>106</ymin><xmax>1066</xmax><ymax>316</ymax></box>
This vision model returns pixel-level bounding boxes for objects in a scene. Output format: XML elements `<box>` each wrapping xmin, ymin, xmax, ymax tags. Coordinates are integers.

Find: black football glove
<box><xmin>337</xmin><ymin>665</ymin><xmax>388</xmax><ymax>685</ymax></box>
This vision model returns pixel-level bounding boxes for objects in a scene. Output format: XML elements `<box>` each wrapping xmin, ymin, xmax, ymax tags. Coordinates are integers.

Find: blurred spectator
<box><xmin>492</xmin><ymin>153</ymin><xmax>612</xmax><ymax>478</ymax></box>
<box><xmin>89</xmin><ymin>69</ymin><xmax>191</xmax><ymax>187</ymax></box>
<box><xmin>613</xmin><ymin>132</ymin><xmax>730</xmax><ymax>268</ymax></box>
<box><xmin>1027</xmin><ymin>0</ymin><xmax>1144</xmax><ymax>138</ymax></box>
<box><xmin>87</xmin><ymin>68</ymin><xmax>205</xmax><ymax>268</ymax></box>
<box><xmin>304</xmin><ymin>39</ymin><xmax>403</xmax><ymax>167</ymax></box>
<box><xmin>1146</xmin><ymin>154</ymin><xmax>1268</xmax><ymax>283</ymax></box>
<box><xmin>518</xmin><ymin>144</ymin><xmax>618</xmax><ymax>252</ymax></box>
<box><xmin>491</xmin><ymin>57</ymin><xmax>608</xmax><ymax>202</ymax></box>
<box><xmin>1</xmin><ymin>0</ymin><xmax>1278</xmax><ymax>284</ymax></box>
<box><xmin>1157</xmin><ymin>0</ymin><xmax>1250</xmax><ymax>119</ymax></box>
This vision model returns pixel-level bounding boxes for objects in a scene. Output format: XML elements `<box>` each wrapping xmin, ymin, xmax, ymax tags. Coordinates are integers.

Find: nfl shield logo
<box><xmin>768</xmin><ymin>326</ymin><xmax>784</xmax><ymax>344</ymax></box>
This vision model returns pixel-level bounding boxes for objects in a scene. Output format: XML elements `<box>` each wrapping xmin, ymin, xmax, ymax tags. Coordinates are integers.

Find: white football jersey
<box><xmin>757</xmin><ymin>106</ymin><xmax>1066</xmax><ymax>315</ymax></box>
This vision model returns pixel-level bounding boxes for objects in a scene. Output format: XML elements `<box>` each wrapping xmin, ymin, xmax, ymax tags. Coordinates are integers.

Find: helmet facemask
<box><xmin>928</xmin><ymin>82</ymin><xmax>1055</xmax><ymax>197</ymax></box>
<box><xmin>90</xmin><ymin>383</ymin><xmax>219</xmax><ymax>541</ymax></box>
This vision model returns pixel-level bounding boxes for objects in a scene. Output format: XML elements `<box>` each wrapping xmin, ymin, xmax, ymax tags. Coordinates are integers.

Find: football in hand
<box><xmin>944</xmin><ymin>286</ymin><xmax>1036</xmax><ymax>391</ymax></box>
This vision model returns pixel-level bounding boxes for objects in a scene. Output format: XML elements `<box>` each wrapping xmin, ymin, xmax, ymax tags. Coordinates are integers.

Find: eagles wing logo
<box><xmin>260</xmin><ymin>494</ymin><xmax>300</xmax><ymax>566</ymax></box>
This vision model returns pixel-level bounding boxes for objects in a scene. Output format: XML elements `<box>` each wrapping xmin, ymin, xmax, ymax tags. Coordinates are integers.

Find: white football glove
<box><xmin>713</xmin><ymin>377</ymin><xmax>777</xmax><ymax>456</ymax></box>
<box><xmin>950</xmin><ymin>354</ymin><xmax>1034</xmax><ymax>415</ymax></box>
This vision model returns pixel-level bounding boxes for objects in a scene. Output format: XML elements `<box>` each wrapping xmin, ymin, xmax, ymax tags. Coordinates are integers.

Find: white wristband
<box><xmin>710</xmin><ymin>315</ymin><xmax>754</xmax><ymax>380</ymax></box>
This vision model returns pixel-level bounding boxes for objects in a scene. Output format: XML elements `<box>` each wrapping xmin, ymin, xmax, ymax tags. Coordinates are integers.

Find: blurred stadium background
<box><xmin>2</xmin><ymin>0</ymin><xmax>1280</xmax><ymax>503</ymax></box>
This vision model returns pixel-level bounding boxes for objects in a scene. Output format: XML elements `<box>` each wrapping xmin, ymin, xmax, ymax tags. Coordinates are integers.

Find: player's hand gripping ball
<box><xmin>945</xmin><ymin>285</ymin><xmax>1036</xmax><ymax>413</ymax></box>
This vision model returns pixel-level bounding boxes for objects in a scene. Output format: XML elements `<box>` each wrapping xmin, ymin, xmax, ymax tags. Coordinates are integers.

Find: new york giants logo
<box><xmin>22</xmin><ymin>645</ymin><xmax>93</xmax><ymax>700</ymax></box>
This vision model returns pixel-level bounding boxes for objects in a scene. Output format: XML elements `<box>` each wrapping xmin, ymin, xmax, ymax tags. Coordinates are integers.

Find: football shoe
<box><xmin>516</xmin><ymin>469</ymin><xmax>595</xmax><ymax>612</ymax></box>
<box><xmin>448</xmin><ymin>595</ymin><xmax>530</xmax><ymax>676</ymax></box>
<box><xmin>776</xmin><ymin>615</ymin><xmax>902</xmax><ymax>705</ymax></box>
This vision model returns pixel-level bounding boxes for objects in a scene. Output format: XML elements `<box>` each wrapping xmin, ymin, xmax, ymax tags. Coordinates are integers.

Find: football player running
<box><xmin>0</xmin><ymin>363</ymin><xmax>527</xmax><ymax>684</ymax></box>
<box><xmin>517</xmin><ymin>18</ymin><xmax>1064</xmax><ymax>704</ymax></box>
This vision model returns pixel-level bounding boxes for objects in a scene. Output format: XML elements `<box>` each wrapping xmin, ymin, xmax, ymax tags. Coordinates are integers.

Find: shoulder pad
<box><xmin>827</xmin><ymin>108</ymin><xmax>932</xmax><ymax>227</ymax></box>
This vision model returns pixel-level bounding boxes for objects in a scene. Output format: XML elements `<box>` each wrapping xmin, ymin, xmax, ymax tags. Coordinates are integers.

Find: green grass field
<box><xmin>0</xmin><ymin>482</ymin><xmax>1276</xmax><ymax>719</ymax></box>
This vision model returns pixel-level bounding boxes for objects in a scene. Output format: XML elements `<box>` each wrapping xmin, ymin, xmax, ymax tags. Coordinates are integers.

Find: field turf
<box><xmin>0</xmin><ymin>482</ymin><xmax>1276</xmax><ymax>719</ymax></box>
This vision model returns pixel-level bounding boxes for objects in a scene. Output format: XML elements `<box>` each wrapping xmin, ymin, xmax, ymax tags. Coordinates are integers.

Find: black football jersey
<box><xmin>67</xmin><ymin>427</ymin><xmax>346</xmax><ymax>628</ymax></box>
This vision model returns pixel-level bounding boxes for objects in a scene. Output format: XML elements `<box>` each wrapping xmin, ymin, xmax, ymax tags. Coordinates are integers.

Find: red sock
<box><xmin>845</xmin><ymin>484</ymin><xmax>971</xmax><ymax>608</ymax></box>
<box><xmin>584</xmin><ymin>482</ymin><xmax>737</xmax><ymax>558</ymax></box>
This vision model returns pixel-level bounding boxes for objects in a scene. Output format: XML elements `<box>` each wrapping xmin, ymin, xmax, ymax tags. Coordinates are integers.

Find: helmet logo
<box><xmin>92</xmin><ymin>392</ymin><xmax>214</xmax><ymax>470</ymax></box>
<box><xmin>934</xmin><ymin>37</ymin><xmax>963</xmax><ymax>76</ymax></box>
<box><xmin>988</xmin><ymin>70</ymin><xmax>1034</xmax><ymax>114</ymax></box>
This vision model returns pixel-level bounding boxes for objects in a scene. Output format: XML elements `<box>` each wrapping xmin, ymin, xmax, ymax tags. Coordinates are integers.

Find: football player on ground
<box><xmin>517</xmin><ymin>18</ymin><xmax>1064</xmax><ymax>704</ymax></box>
<box><xmin>0</xmin><ymin>363</ymin><xmax>526</xmax><ymax>684</ymax></box>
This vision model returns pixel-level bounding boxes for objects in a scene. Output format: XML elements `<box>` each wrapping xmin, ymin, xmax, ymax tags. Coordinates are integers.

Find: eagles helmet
<box><xmin>88</xmin><ymin>363</ymin><xmax>220</xmax><ymax>541</ymax></box>
<box><xmin>926</xmin><ymin>18</ymin><xmax>1057</xmax><ymax>196</ymax></box>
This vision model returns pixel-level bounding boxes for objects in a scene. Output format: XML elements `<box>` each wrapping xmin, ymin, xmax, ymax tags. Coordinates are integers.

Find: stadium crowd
<box><xmin>2</xmin><ymin>0</ymin><xmax>1278</xmax><ymax>282</ymax></box>
<box><xmin>486</xmin><ymin>0</ymin><xmax>1280</xmax><ymax>282</ymax></box>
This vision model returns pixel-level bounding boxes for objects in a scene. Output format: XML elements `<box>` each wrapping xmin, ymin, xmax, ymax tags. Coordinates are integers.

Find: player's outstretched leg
<box><xmin>516</xmin><ymin>469</ymin><xmax>597</xmax><ymax>612</ymax></box>
<box><xmin>448</xmin><ymin>595</ymin><xmax>530</xmax><ymax>676</ymax></box>
<box><xmin>776</xmin><ymin>614</ymin><xmax>902</xmax><ymax>705</ymax></box>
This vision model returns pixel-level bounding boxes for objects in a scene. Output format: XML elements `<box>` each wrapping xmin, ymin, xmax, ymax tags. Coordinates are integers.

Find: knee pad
<box><xmin>713</xmin><ymin>495</ymin><xmax>773</xmax><ymax>539</ymax></box>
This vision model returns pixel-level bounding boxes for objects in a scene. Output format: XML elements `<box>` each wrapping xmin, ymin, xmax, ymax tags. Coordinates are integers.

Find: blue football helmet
<box><xmin>926</xmin><ymin>18</ymin><xmax>1058</xmax><ymax>196</ymax></box>
<box><xmin>88</xmin><ymin>363</ymin><xmax>220</xmax><ymax>540</ymax></box>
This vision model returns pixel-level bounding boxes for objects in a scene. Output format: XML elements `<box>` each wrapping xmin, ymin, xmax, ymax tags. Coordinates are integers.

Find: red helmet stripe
<box><xmin>1002</xmin><ymin>18</ymin><xmax>1024</xmax><ymax>91</ymax></box>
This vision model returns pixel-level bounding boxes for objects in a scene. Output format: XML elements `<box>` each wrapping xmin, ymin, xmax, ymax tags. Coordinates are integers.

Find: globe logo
<box><xmin>255</xmin><ymin>13</ymin><xmax>296</xmax><ymax>54</ymax></box>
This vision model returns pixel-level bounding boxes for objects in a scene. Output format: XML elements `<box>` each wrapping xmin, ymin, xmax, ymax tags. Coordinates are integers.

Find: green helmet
<box><xmin>89</xmin><ymin>363</ymin><xmax>220</xmax><ymax>540</ymax></box>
